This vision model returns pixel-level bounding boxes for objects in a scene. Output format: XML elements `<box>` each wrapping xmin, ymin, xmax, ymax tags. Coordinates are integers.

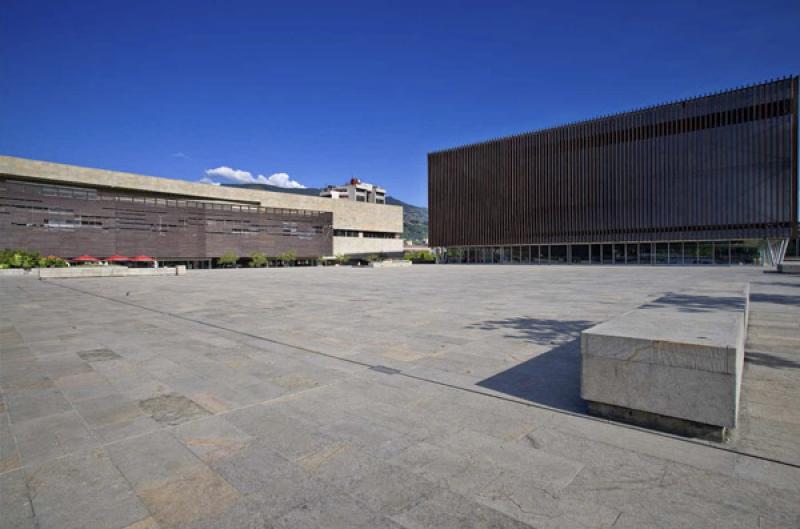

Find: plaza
<box><xmin>1</xmin><ymin>265</ymin><xmax>799</xmax><ymax>528</ymax></box>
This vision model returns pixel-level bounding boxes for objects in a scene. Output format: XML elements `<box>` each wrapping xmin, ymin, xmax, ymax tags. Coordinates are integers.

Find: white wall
<box><xmin>332</xmin><ymin>237</ymin><xmax>404</xmax><ymax>256</ymax></box>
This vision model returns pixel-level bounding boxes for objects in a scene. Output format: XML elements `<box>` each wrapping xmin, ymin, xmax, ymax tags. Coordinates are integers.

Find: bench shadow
<box><xmin>746</xmin><ymin>351</ymin><xmax>800</xmax><ymax>369</ymax></box>
<box><xmin>465</xmin><ymin>317</ymin><xmax>593</xmax><ymax>345</ymax></box>
<box><xmin>639</xmin><ymin>292</ymin><xmax>746</xmax><ymax>313</ymax></box>
<box><xmin>470</xmin><ymin>318</ymin><xmax>593</xmax><ymax>413</ymax></box>
<box><xmin>748</xmin><ymin>293</ymin><xmax>800</xmax><ymax>306</ymax></box>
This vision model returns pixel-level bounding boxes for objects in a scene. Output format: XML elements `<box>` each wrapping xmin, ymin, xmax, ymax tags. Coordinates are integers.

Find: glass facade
<box><xmin>443</xmin><ymin>240</ymin><xmax>766</xmax><ymax>266</ymax></box>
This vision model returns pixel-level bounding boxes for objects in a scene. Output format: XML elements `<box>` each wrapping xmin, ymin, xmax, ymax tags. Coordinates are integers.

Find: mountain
<box><xmin>395</xmin><ymin>200</ymin><xmax>428</xmax><ymax>244</ymax></box>
<box><xmin>224</xmin><ymin>183</ymin><xmax>320</xmax><ymax>197</ymax></box>
<box><xmin>223</xmin><ymin>183</ymin><xmax>429</xmax><ymax>243</ymax></box>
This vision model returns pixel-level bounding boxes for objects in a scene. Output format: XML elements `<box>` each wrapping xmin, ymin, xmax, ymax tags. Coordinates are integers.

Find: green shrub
<box><xmin>403</xmin><ymin>250</ymin><xmax>436</xmax><ymax>263</ymax></box>
<box><xmin>38</xmin><ymin>256</ymin><xmax>68</xmax><ymax>268</ymax></box>
<box><xmin>218</xmin><ymin>251</ymin><xmax>238</xmax><ymax>268</ymax></box>
<box><xmin>249</xmin><ymin>252</ymin><xmax>268</xmax><ymax>268</ymax></box>
<box><xmin>0</xmin><ymin>248</ymin><xmax>44</xmax><ymax>269</ymax></box>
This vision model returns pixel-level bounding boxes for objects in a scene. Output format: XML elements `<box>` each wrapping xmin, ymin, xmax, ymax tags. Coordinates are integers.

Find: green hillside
<box><xmin>225</xmin><ymin>183</ymin><xmax>429</xmax><ymax>243</ymax></box>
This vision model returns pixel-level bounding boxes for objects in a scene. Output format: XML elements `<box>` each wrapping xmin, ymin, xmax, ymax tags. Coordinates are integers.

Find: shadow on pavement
<box><xmin>746</xmin><ymin>351</ymin><xmax>800</xmax><ymax>369</ymax></box>
<box><xmin>470</xmin><ymin>317</ymin><xmax>594</xmax><ymax>413</ymax></box>
<box><xmin>748</xmin><ymin>293</ymin><xmax>800</xmax><ymax>306</ymax></box>
<box><xmin>639</xmin><ymin>292</ymin><xmax>746</xmax><ymax>313</ymax></box>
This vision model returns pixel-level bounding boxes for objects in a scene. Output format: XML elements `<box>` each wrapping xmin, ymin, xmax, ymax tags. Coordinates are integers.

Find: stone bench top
<box><xmin>583</xmin><ymin>287</ymin><xmax>747</xmax><ymax>374</ymax></box>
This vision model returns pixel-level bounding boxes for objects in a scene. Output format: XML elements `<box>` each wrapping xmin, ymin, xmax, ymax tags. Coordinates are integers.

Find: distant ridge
<box><xmin>223</xmin><ymin>183</ymin><xmax>429</xmax><ymax>243</ymax></box>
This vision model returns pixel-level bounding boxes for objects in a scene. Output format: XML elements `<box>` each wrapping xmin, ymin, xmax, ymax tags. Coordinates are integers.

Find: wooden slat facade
<box><xmin>0</xmin><ymin>178</ymin><xmax>333</xmax><ymax>259</ymax></box>
<box><xmin>429</xmin><ymin>78</ymin><xmax>799</xmax><ymax>247</ymax></box>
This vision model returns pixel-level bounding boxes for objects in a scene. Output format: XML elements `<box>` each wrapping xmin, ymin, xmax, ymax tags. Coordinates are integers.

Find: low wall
<box><xmin>0</xmin><ymin>268</ymin><xmax>38</xmax><ymax>277</ymax></box>
<box><xmin>778</xmin><ymin>261</ymin><xmax>800</xmax><ymax>274</ymax></box>
<box><xmin>368</xmin><ymin>260</ymin><xmax>412</xmax><ymax>268</ymax></box>
<box><xmin>581</xmin><ymin>286</ymin><xmax>748</xmax><ymax>439</ymax></box>
<box><xmin>0</xmin><ymin>266</ymin><xmax>186</xmax><ymax>279</ymax></box>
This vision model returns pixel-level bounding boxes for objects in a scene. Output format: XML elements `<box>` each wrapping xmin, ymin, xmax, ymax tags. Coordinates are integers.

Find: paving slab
<box><xmin>24</xmin><ymin>448</ymin><xmax>150</xmax><ymax>529</ymax></box>
<box><xmin>12</xmin><ymin>409</ymin><xmax>98</xmax><ymax>467</ymax></box>
<box><xmin>173</xmin><ymin>414</ymin><xmax>252</xmax><ymax>464</ymax></box>
<box><xmin>0</xmin><ymin>469</ymin><xmax>35</xmax><ymax>529</ymax></box>
<box><xmin>74</xmin><ymin>393</ymin><xmax>160</xmax><ymax>443</ymax></box>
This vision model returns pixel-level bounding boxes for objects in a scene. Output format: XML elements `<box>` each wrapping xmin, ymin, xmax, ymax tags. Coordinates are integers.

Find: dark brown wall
<box><xmin>0</xmin><ymin>179</ymin><xmax>333</xmax><ymax>258</ymax></box>
<box><xmin>429</xmin><ymin>78</ymin><xmax>799</xmax><ymax>247</ymax></box>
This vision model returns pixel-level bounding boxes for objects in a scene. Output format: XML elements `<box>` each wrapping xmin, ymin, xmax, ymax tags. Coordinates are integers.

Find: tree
<box><xmin>249</xmin><ymin>252</ymin><xmax>268</xmax><ymax>268</ymax></box>
<box><xmin>218</xmin><ymin>251</ymin><xmax>238</xmax><ymax>268</ymax></box>
<box><xmin>334</xmin><ymin>254</ymin><xmax>349</xmax><ymax>265</ymax></box>
<box><xmin>278</xmin><ymin>250</ymin><xmax>297</xmax><ymax>266</ymax></box>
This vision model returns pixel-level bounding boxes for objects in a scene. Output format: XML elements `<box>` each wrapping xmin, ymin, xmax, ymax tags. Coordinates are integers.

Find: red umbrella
<box><xmin>70</xmin><ymin>255</ymin><xmax>98</xmax><ymax>263</ymax></box>
<box><xmin>105</xmin><ymin>255</ymin><xmax>130</xmax><ymax>262</ymax></box>
<box><xmin>128</xmin><ymin>255</ymin><xmax>155</xmax><ymax>262</ymax></box>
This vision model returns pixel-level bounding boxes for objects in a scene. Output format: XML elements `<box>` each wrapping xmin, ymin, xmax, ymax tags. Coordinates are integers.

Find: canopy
<box><xmin>105</xmin><ymin>255</ymin><xmax>130</xmax><ymax>262</ymax></box>
<box><xmin>128</xmin><ymin>255</ymin><xmax>155</xmax><ymax>262</ymax></box>
<box><xmin>70</xmin><ymin>255</ymin><xmax>98</xmax><ymax>262</ymax></box>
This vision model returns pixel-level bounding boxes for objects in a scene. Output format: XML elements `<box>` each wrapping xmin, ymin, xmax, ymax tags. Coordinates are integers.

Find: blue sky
<box><xmin>1</xmin><ymin>1</ymin><xmax>798</xmax><ymax>207</ymax></box>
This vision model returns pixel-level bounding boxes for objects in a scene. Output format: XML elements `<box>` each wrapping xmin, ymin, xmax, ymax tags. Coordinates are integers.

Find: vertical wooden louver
<box><xmin>428</xmin><ymin>78</ymin><xmax>799</xmax><ymax>247</ymax></box>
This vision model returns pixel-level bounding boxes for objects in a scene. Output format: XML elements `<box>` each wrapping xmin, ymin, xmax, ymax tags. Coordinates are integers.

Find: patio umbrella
<box><xmin>128</xmin><ymin>255</ymin><xmax>155</xmax><ymax>262</ymax></box>
<box><xmin>70</xmin><ymin>255</ymin><xmax>98</xmax><ymax>263</ymax></box>
<box><xmin>105</xmin><ymin>255</ymin><xmax>130</xmax><ymax>262</ymax></box>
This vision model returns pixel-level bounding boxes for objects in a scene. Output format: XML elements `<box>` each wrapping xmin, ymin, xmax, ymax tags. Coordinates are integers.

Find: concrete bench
<box><xmin>581</xmin><ymin>287</ymin><xmax>748</xmax><ymax>440</ymax></box>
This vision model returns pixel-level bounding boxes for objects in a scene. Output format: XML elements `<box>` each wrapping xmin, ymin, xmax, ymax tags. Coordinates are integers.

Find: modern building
<box><xmin>321</xmin><ymin>178</ymin><xmax>386</xmax><ymax>204</ymax></box>
<box><xmin>429</xmin><ymin>77</ymin><xmax>799</xmax><ymax>266</ymax></box>
<box><xmin>0</xmin><ymin>156</ymin><xmax>404</xmax><ymax>266</ymax></box>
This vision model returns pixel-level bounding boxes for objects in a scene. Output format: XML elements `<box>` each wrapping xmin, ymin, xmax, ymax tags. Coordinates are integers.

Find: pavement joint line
<box><xmin>42</xmin><ymin>279</ymin><xmax>800</xmax><ymax>471</ymax></box>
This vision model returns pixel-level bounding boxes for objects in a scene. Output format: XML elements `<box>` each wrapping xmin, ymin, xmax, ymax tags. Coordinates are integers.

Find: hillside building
<box><xmin>321</xmin><ymin>178</ymin><xmax>386</xmax><ymax>204</ymax></box>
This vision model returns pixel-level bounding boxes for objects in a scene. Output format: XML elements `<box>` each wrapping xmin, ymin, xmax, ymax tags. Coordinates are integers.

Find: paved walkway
<box><xmin>1</xmin><ymin>266</ymin><xmax>799</xmax><ymax>529</ymax></box>
<box><xmin>731</xmin><ymin>279</ymin><xmax>800</xmax><ymax>466</ymax></box>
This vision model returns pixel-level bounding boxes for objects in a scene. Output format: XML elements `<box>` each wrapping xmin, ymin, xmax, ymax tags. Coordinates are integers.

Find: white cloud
<box><xmin>171</xmin><ymin>151</ymin><xmax>188</xmax><ymax>159</ymax></box>
<box><xmin>199</xmin><ymin>176</ymin><xmax>221</xmax><ymax>185</ymax></box>
<box><xmin>204</xmin><ymin>166</ymin><xmax>255</xmax><ymax>184</ymax></box>
<box><xmin>255</xmin><ymin>172</ymin><xmax>305</xmax><ymax>189</ymax></box>
<box><xmin>202</xmin><ymin>166</ymin><xmax>305</xmax><ymax>189</ymax></box>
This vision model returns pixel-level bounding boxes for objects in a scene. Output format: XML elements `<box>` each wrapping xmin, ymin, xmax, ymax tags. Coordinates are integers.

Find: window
<box><xmin>668</xmin><ymin>243</ymin><xmax>683</xmax><ymax>265</ymax></box>
<box><xmin>684</xmin><ymin>242</ymin><xmax>699</xmax><ymax>264</ymax></box>
<box><xmin>571</xmin><ymin>244</ymin><xmax>590</xmax><ymax>264</ymax></box>
<box><xmin>640</xmin><ymin>243</ymin><xmax>653</xmax><ymax>264</ymax></box>
<box><xmin>626</xmin><ymin>244</ymin><xmax>639</xmax><ymax>264</ymax></box>
<box><xmin>613</xmin><ymin>244</ymin><xmax>626</xmax><ymax>263</ymax></box>
<box><xmin>550</xmin><ymin>245</ymin><xmax>568</xmax><ymax>263</ymax></box>
<box><xmin>698</xmin><ymin>242</ymin><xmax>714</xmax><ymax>264</ymax></box>
<box><xmin>730</xmin><ymin>241</ymin><xmax>760</xmax><ymax>265</ymax></box>
<box><xmin>655</xmin><ymin>243</ymin><xmax>669</xmax><ymax>264</ymax></box>
<box><xmin>714</xmin><ymin>241</ymin><xmax>730</xmax><ymax>265</ymax></box>
<box><xmin>602</xmin><ymin>244</ymin><xmax>614</xmax><ymax>264</ymax></box>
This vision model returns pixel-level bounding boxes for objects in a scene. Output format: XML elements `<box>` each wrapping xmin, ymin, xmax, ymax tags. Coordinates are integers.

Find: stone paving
<box><xmin>1</xmin><ymin>265</ymin><xmax>799</xmax><ymax>529</ymax></box>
